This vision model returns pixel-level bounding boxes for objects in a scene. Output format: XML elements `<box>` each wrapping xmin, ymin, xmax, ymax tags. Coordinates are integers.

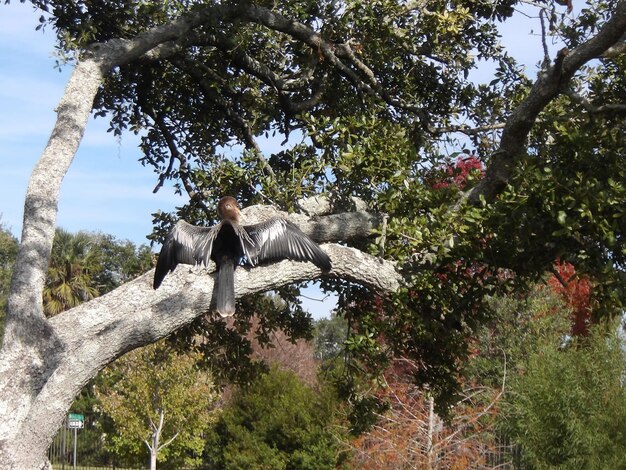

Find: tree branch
<box><xmin>49</xmin><ymin>243</ymin><xmax>400</xmax><ymax>348</ymax></box>
<box><xmin>233</xmin><ymin>4</ymin><xmax>429</xmax><ymax>123</ymax></box>
<box><xmin>157</xmin><ymin>431</ymin><xmax>180</xmax><ymax>451</ymax></box>
<box><xmin>240</xmin><ymin>204</ymin><xmax>382</xmax><ymax>242</ymax></box>
<box><xmin>467</xmin><ymin>0</ymin><xmax>626</xmax><ymax>204</ymax></box>
<box><xmin>602</xmin><ymin>39</ymin><xmax>626</xmax><ymax>58</ymax></box>
<box><xmin>168</xmin><ymin>56</ymin><xmax>276</xmax><ymax>178</ymax></box>
<box><xmin>2</xmin><ymin>0</ymin><xmax>248</xmax><ymax>352</ymax></box>
<box><xmin>430</xmin><ymin>122</ymin><xmax>506</xmax><ymax>136</ymax></box>
<box><xmin>565</xmin><ymin>89</ymin><xmax>626</xmax><ymax>114</ymax></box>
<box><xmin>144</xmin><ymin>107</ymin><xmax>210</xmax><ymax>213</ymax></box>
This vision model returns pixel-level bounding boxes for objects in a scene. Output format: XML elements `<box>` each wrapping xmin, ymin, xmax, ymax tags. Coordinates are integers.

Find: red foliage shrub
<box><xmin>548</xmin><ymin>261</ymin><xmax>593</xmax><ymax>336</ymax></box>
<box><xmin>432</xmin><ymin>155</ymin><xmax>485</xmax><ymax>190</ymax></box>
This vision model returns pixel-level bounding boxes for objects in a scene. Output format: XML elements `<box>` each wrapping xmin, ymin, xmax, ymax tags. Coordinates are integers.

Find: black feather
<box><xmin>215</xmin><ymin>258</ymin><xmax>236</xmax><ymax>317</ymax></box>
<box><xmin>244</xmin><ymin>217</ymin><xmax>331</xmax><ymax>270</ymax></box>
<box><xmin>153</xmin><ymin>212</ymin><xmax>331</xmax><ymax>317</ymax></box>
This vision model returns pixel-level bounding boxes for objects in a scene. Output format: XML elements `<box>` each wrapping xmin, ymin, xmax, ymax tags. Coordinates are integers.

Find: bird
<box><xmin>153</xmin><ymin>196</ymin><xmax>332</xmax><ymax>316</ymax></box>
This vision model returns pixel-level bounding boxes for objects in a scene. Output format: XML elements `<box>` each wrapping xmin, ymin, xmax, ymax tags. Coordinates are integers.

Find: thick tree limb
<box><xmin>0</xmin><ymin>58</ymin><xmax>107</xmax><ymax>470</ymax></box>
<box><xmin>48</xmin><ymin>245</ymin><xmax>399</xmax><ymax>351</ymax></box>
<box><xmin>468</xmin><ymin>0</ymin><xmax>626</xmax><ymax>204</ymax></box>
<box><xmin>241</xmin><ymin>203</ymin><xmax>381</xmax><ymax>241</ymax></box>
<box><xmin>2</xmin><ymin>0</ymin><xmax>245</xmax><ymax>350</ymax></box>
<box><xmin>603</xmin><ymin>39</ymin><xmax>626</xmax><ymax>58</ymax></box>
<box><xmin>12</xmin><ymin>242</ymin><xmax>396</xmax><ymax>469</ymax></box>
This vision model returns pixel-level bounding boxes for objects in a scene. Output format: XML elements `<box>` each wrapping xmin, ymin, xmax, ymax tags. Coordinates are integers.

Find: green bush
<box><xmin>502</xmin><ymin>320</ymin><xmax>626</xmax><ymax>469</ymax></box>
<box><xmin>204</xmin><ymin>367</ymin><xmax>344</xmax><ymax>469</ymax></box>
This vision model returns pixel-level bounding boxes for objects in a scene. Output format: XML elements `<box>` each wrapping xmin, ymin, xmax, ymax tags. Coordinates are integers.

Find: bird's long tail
<box><xmin>215</xmin><ymin>259</ymin><xmax>236</xmax><ymax>317</ymax></box>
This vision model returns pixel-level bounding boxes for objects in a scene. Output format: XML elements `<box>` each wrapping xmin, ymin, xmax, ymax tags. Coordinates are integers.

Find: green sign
<box><xmin>68</xmin><ymin>413</ymin><xmax>84</xmax><ymax>429</ymax></box>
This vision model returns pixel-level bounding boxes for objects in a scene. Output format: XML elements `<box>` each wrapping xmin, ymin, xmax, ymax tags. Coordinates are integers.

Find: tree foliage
<box><xmin>205</xmin><ymin>366</ymin><xmax>345</xmax><ymax>470</ymax></box>
<box><xmin>502</xmin><ymin>319</ymin><xmax>626</xmax><ymax>469</ymax></box>
<box><xmin>97</xmin><ymin>340</ymin><xmax>218</xmax><ymax>469</ymax></box>
<box><xmin>466</xmin><ymin>285</ymin><xmax>572</xmax><ymax>390</ymax></box>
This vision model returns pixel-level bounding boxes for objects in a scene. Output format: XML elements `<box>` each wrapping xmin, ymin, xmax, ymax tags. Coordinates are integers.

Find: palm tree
<box><xmin>43</xmin><ymin>229</ymin><xmax>101</xmax><ymax>316</ymax></box>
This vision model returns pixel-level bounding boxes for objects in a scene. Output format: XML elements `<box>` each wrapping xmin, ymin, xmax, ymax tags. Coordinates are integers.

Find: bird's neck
<box><xmin>220</xmin><ymin>209</ymin><xmax>240</xmax><ymax>224</ymax></box>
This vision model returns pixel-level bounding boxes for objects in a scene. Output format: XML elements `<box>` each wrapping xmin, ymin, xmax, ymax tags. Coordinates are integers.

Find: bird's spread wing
<box><xmin>243</xmin><ymin>217</ymin><xmax>331</xmax><ymax>270</ymax></box>
<box><xmin>153</xmin><ymin>220</ymin><xmax>221</xmax><ymax>288</ymax></box>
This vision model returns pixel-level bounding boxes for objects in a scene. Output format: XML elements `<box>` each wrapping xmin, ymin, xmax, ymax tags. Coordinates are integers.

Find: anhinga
<box><xmin>153</xmin><ymin>196</ymin><xmax>332</xmax><ymax>316</ymax></box>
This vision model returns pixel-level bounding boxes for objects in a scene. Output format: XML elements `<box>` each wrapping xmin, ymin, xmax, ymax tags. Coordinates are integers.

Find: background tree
<box><xmin>204</xmin><ymin>366</ymin><xmax>346</xmax><ymax>470</ymax></box>
<box><xmin>501</xmin><ymin>319</ymin><xmax>626</xmax><ymax>469</ymax></box>
<box><xmin>314</xmin><ymin>313</ymin><xmax>349</xmax><ymax>361</ymax></box>
<box><xmin>1</xmin><ymin>0</ymin><xmax>625</xmax><ymax>466</ymax></box>
<box><xmin>97</xmin><ymin>340</ymin><xmax>218</xmax><ymax>470</ymax></box>
<box><xmin>465</xmin><ymin>284</ymin><xmax>573</xmax><ymax>390</ymax></box>
<box><xmin>42</xmin><ymin>229</ymin><xmax>153</xmax><ymax>316</ymax></box>
<box><xmin>43</xmin><ymin>229</ymin><xmax>101</xmax><ymax>316</ymax></box>
<box><xmin>247</xmin><ymin>313</ymin><xmax>321</xmax><ymax>387</ymax></box>
<box><xmin>0</xmin><ymin>221</ymin><xmax>18</xmax><ymax>341</ymax></box>
<box><xmin>89</xmin><ymin>232</ymin><xmax>153</xmax><ymax>293</ymax></box>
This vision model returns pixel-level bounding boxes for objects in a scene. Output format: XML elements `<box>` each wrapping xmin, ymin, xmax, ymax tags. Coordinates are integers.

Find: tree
<box><xmin>465</xmin><ymin>284</ymin><xmax>573</xmax><ymax>389</ymax></box>
<box><xmin>0</xmin><ymin>221</ymin><xmax>18</xmax><ymax>341</ymax></box>
<box><xmin>502</xmin><ymin>319</ymin><xmax>626</xmax><ymax>469</ymax></box>
<box><xmin>314</xmin><ymin>314</ymin><xmax>349</xmax><ymax>361</ymax></box>
<box><xmin>89</xmin><ymin>232</ymin><xmax>153</xmax><ymax>293</ymax></box>
<box><xmin>97</xmin><ymin>341</ymin><xmax>218</xmax><ymax>470</ymax></box>
<box><xmin>204</xmin><ymin>366</ymin><xmax>344</xmax><ymax>470</ymax></box>
<box><xmin>1</xmin><ymin>0</ymin><xmax>626</xmax><ymax>466</ymax></box>
<box><xmin>43</xmin><ymin>229</ymin><xmax>100</xmax><ymax>316</ymax></box>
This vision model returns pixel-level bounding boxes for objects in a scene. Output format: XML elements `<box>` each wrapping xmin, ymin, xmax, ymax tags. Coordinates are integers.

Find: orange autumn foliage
<box><xmin>347</xmin><ymin>360</ymin><xmax>508</xmax><ymax>469</ymax></box>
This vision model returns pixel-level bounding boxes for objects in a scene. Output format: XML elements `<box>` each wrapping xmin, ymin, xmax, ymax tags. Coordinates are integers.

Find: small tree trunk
<box><xmin>427</xmin><ymin>395</ymin><xmax>436</xmax><ymax>470</ymax></box>
<box><xmin>149</xmin><ymin>409</ymin><xmax>165</xmax><ymax>470</ymax></box>
<box><xmin>150</xmin><ymin>447</ymin><xmax>158</xmax><ymax>470</ymax></box>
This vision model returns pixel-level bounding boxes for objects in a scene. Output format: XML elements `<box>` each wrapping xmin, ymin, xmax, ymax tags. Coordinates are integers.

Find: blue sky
<box><xmin>0</xmin><ymin>1</ymin><xmax>571</xmax><ymax>317</ymax></box>
<box><xmin>0</xmin><ymin>2</ymin><xmax>185</xmax><ymax>245</ymax></box>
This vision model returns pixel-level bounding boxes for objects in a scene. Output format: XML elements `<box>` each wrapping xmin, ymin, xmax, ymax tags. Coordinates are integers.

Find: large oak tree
<box><xmin>1</xmin><ymin>0</ymin><xmax>625</xmax><ymax>467</ymax></box>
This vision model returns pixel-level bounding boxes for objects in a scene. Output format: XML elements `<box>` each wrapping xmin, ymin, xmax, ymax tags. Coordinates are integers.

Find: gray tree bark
<box><xmin>0</xmin><ymin>202</ymin><xmax>395</xmax><ymax>468</ymax></box>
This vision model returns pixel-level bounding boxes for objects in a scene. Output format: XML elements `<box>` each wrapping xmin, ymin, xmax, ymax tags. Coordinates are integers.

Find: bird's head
<box><xmin>217</xmin><ymin>196</ymin><xmax>242</xmax><ymax>223</ymax></box>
